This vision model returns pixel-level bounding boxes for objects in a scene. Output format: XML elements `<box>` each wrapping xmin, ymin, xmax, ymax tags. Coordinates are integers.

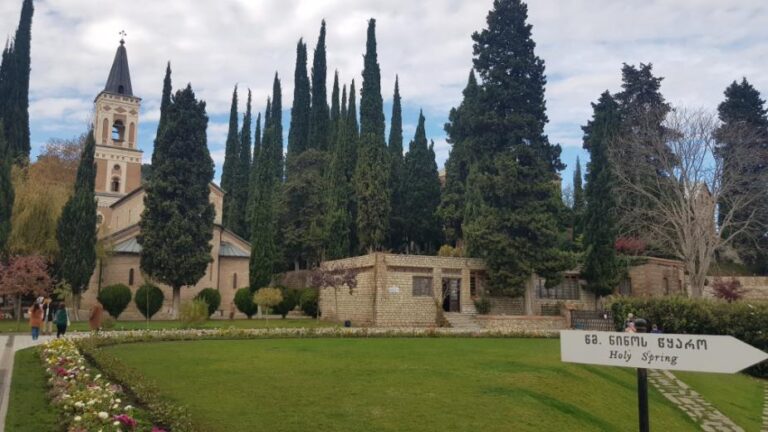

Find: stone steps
<box><xmin>444</xmin><ymin>312</ymin><xmax>482</xmax><ymax>331</ymax></box>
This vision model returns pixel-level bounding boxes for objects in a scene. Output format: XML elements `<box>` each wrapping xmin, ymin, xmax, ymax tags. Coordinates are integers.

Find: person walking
<box><xmin>44</xmin><ymin>297</ymin><xmax>54</xmax><ymax>335</ymax></box>
<box><xmin>89</xmin><ymin>300</ymin><xmax>104</xmax><ymax>332</ymax></box>
<box><xmin>28</xmin><ymin>303</ymin><xmax>44</xmax><ymax>341</ymax></box>
<box><xmin>54</xmin><ymin>303</ymin><xmax>69</xmax><ymax>338</ymax></box>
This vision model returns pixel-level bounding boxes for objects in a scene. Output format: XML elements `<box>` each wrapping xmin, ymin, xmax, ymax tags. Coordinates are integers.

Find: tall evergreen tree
<box><xmin>716</xmin><ymin>78</ymin><xmax>768</xmax><ymax>271</ymax></box>
<box><xmin>572</xmin><ymin>156</ymin><xmax>584</xmax><ymax>237</ymax></box>
<box><xmin>151</xmin><ymin>62</ymin><xmax>172</xmax><ymax>167</ymax></box>
<box><xmin>386</xmin><ymin>77</ymin><xmax>406</xmax><ymax>251</ymax></box>
<box><xmin>308</xmin><ymin>20</ymin><xmax>330</xmax><ymax>151</ymax></box>
<box><xmin>0</xmin><ymin>123</ymin><xmax>13</xmax><ymax>255</ymax></box>
<box><xmin>330</xmin><ymin>71</ymin><xmax>340</xmax><ymax>139</ymax></box>
<box><xmin>348</xmin><ymin>80</ymin><xmax>359</xmax><ymax>138</ymax></box>
<box><xmin>462</xmin><ymin>0</ymin><xmax>571</xmax><ymax>296</ymax></box>
<box><xmin>287</xmin><ymin>39</ymin><xmax>310</xmax><ymax>165</ymax></box>
<box><xmin>325</xmin><ymin>85</ymin><xmax>353</xmax><ymax>259</ymax></box>
<box><xmin>582</xmin><ymin>92</ymin><xmax>622</xmax><ymax>297</ymax></box>
<box><xmin>228</xmin><ymin>89</ymin><xmax>252</xmax><ymax>238</ymax></box>
<box><xmin>250</xmin><ymin>75</ymin><xmax>283</xmax><ymax>289</ymax></box>
<box><xmin>220</xmin><ymin>86</ymin><xmax>239</xmax><ymax>227</ymax></box>
<box><xmin>402</xmin><ymin>112</ymin><xmax>441</xmax><ymax>253</ymax></box>
<box><xmin>0</xmin><ymin>0</ymin><xmax>33</xmax><ymax>163</ymax></box>
<box><xmin>347</xmin><ymin>80</ymin><xmax>360</xmax><ymax>252</ymax></box>
<box><xmin>139</xmin><ymin>85</ymin><xmax>214</xmax><ymax>317</ymax></box>
<box><xmin>55</xmin><ymin>129</ymin><xmax>97</xmax><ymax>313</ymax></box>
<box><xmin>354</xmin><ymin>19</ymin><xmax>390</xmax><ymax>252</ymax></box>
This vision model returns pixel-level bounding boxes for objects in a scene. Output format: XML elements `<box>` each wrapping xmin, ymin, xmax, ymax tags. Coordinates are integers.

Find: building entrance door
<box><xmin>442</xmin><ymin>278</ymin><xmax>461</xmax><ymax>312</ymax></box>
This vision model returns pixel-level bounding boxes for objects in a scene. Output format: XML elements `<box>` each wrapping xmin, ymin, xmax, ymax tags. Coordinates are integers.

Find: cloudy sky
<box><xmin>1</xmin><ymin>0</ymin><xmax>767</xmax><ymax>187</ymax></box>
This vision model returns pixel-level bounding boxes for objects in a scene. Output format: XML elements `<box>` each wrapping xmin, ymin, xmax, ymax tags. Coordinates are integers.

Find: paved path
<box><xmin>648</xmin><ymin>369</ymin><xmax>744</xmax><ymax>432</ymax></box>
<box><xmin>0</xmin><ymin>334</ymin><xmax>54</xmax><ymax>432</ymax></box>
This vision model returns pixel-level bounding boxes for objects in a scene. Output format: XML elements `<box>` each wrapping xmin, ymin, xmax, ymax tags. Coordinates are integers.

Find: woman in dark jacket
<box><xmin>54</xmin><ymin>303</ymin><xmax>69</xmax><ymax>338</ymax></box>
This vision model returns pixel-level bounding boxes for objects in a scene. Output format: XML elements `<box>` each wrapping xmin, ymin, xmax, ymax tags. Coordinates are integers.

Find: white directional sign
<box><xmin>560</xmin><ymin>330</ymin><xmax>768</xmax><ymax>374</ymax></box>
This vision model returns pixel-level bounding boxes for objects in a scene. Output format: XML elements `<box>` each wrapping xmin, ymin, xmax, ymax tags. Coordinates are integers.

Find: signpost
<box><xmin>561</xmin><ymin>322</ymin><xmax>768</xmax><ymax>431</ymax></box>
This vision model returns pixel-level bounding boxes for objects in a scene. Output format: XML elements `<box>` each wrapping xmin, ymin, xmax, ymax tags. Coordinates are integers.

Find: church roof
<box><xmin>112</xmin><ymin>237</ymin><xmax>249</xmax><ymax>258</ymax></box>
<box><xmin>104</xmin><ymin>39</ymin><xmax>133</xmax><ymax>96</ymax></box>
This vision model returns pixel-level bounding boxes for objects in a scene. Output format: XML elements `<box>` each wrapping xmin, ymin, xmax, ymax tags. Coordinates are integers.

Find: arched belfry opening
<box><xmin>112</xmin><ymin>120</ymin><xmax>125</xmax><ymax>143</ymax></box>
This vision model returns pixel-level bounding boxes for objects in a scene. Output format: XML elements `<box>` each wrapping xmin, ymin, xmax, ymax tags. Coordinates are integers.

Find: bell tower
<box><xmin>93</xmin><ymin>36</ymin><xmax>143</xmax><ymax>209</ymax></box>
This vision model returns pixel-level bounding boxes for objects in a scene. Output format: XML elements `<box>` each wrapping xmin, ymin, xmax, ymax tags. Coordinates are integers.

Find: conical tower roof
<box><xmin>104</xmin><ymin>39</ymin><xmax>133</xmax><ymax>96</ymax></box>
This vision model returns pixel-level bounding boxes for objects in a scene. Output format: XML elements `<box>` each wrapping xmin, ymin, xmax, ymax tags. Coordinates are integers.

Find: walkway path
<box><xmin>0</xmin><ymin>334</ymin><xmax>54</xmax><ymax>432</ymax></box>
<box><xmin>648</xmin><ymin>369</ymin><xmax>744</xmax><ymax>432</ymax></box>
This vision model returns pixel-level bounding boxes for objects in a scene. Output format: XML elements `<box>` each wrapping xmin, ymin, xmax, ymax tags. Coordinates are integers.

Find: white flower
<box><xmin>124</xmin><ymin>405</ymin><xmax>133</xmax><ymax>411</ymax></box>
<box><xmin>98</xmin><ymin>411</ymin><xmax>109</xmax><ymax>420</ymax></box>
<box><xmin>115</xmin><ymin>398</ymin><xmax>121</xmax><ymax>404</ymax></box>
<box><xmin>74</xmin><ymin>416</ymin><xmax>82</xmax><ymax>422</ymax></box>
<box><xmin>74</xmin><ymin>401</ymin><xmax>84</xmax><ymax>408</ymax></box>
<box><xmin>113</xmin><ymin>421</ymin><xmax>120</xmax><ymax>426</ymax></box>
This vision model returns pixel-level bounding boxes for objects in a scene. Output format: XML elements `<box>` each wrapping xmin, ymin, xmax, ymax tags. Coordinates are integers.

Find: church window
<box><xmin>102</xmin><ymin>118</ymin><xmax>109</xmax><ymax>144</ymax></box>
<box><xmin>96</xmin><ymin>213</ymin><xmax>104</xmax><ymax>226</ymax></box>
<box><xmin>111</xmin><ymin>177</ymin><xmax>121</xmax><ymax>192</ymax></box>
<box><xmin>117</xmin><ymin>85</ymin><xmax>125</xmax><ymax>95</ymax></box>
<box><xmin>112</xmin><ymin>120</ymin><xmax>125</xmax><ymax>143</ymax></box>
<box><xmin>233</xmin><ymin>273</ymin><xmax>237</xmax><ymax>289</ymax></box>
<box><xmin>128</xmin><ymin>268</ymin><xmax>134</xmax><ymax>286</ymax></box>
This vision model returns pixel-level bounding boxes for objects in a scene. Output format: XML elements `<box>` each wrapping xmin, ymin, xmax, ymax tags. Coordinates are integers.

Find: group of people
<box><xmin>27</xmin><ymin>297</ymin><xmax>104</xmax><ymax>340</ymax></box>
<box><xmin>624</xmin><ymin>313</ymin><xmax>662</xmax><ymax>334</ymax></box>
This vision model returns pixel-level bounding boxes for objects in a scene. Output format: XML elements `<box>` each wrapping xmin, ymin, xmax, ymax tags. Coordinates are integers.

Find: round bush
<box><xmin>194</xmin><ymin>288</ymin><xmax>221</xmax><ymax>317</ymax></box>
<box><xmin>97</xmin><ymin>284</ymin><xmax>132</xmax><ymax>320</ymax></box>
<box><xmin>273</xmin><ymin>287</ymin><xmax>302</xmax><ymax>318</ymax></box>
<box><xmin>234</xmin><ymin>288</ymin><xmax>257</xmax><ymax>319</ymax></box>
<box><xmin>134</xmin><ymin>282</ymin><xmax>164</xmax><ymax>320</ymax></box>
<box><xmin>299</xmin><ymin>288</ymin><xmax>318</xmax><ymax>318</ymax></box>
<box><xmin>179</xmin><ymin>299</ymin><xmax>209</xmax><ymax>328</ymax></box>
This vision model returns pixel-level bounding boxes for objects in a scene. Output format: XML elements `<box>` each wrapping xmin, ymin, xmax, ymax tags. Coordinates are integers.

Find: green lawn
<box><xmin>105</xmin><ymin>338</ymin><xmax>702</xmax><ymax>432</ymax></box>
<box><xmin>0</xmin><ymin>318</ymin><xmax>333</xmax><ymax>333</ymax></box>
<box><xmin>676</xmin><ymin>371</ymin><xmax>765</xmax><ymax>432</ymax></box>
<box><xmin>6</xmin><ymin>347</ymin><xmax>61</xmax><ymax>432</ymax></box>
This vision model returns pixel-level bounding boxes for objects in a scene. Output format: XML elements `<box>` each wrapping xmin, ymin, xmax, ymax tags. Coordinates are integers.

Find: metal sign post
<box><xmin>634</xmin><ymin>318</ymin><xmax>649</xmax><ymax>432</ymax></box>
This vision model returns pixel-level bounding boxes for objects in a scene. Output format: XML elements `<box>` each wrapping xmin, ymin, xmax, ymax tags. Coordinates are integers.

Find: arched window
<box><xmin>101</xmin><ymin>118</ymin><xmax>109</xmax><ymax>144</ymax></box>
<box><xmin>233</xmin><ymin>273</ymin><xmax>237</xmax><ymax>289</ymax></box>
<box><xmin>111</xmin><ymin>177</ymin><xmax>120</xmax><ymax>192</ymax></box>
<box><xmin>128</xmin><ymin>268</ymin><xmax>135</xmax><ymax>286</ymax></box>
<box><xmin>96</xmin><ymin>213</ymin><xmax>104</xmax><ymax>226</ymax></box>
<box><xmin>128</xmin><ymin>123</ymin><xmax>136</xmax><ymax>147</ymax></box>
<box><xmin>117</xmin><ymin>85</ymin><xmax>125</xmax><ymax>95</ymax></box>
<box><xmin>112</xmin><ymin>120</ymin><xmax>125</xmax><ymax>143</ymax></box>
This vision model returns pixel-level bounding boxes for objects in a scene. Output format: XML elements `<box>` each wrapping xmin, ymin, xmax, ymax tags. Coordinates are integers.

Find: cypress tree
<box><xmin>0</xmin><ymin>123</ymin><xmax>13</xmax><ymax>255</ymax></box>
<box><xmin>438</xmin><ymin>70</ymin><xmax>479</xmax><ymax>245</ymax></box>
<box><xmin>55</xmin><ymin>129</ymin><xmax>97</xmax><ymax>313</ymax></box>
<box><xmin>287</xmin><ymin>40</ymin><xmax>310</xmax><ymax>165</ymax></box>
<box><xmin>221</xmin><ymin>86</ymin><xmax>239</xmax><ymax>227</ymax></box>
<box><xmin>582</xmin><ymin>91</ymin><xmax>621</xmax><ymax>297</ymax></box>
<box><xmin>250</xmin><ymin>75</ymin><xmax>283</xmax><ymax>289</ymax></box>
<box><xmin>151</xmin><ymin>62</ymin><xmax>172</xmax><ymax>167</ymax></box>
<box><xmin>572</xmin><ymin>156</ymin><xmax>584</xmax><ymax>237</ymax></box>
<box><xmin>348</xmin><ymin>80</ymin><xmax>359</xmax><ymax>138</ymax></box>
<box><xmin>330</xmin><ymin>71</ymin><xmax>340</xmax><ymax>139</ymax></box>
<box><xmin>462</xmin><ymin>0</ymin><xmax>571</xmax><ymax>296</ymax></box>
<box><xmin>139</xmin><ymin>85</ymin><xmax>215</xmax><ymax>317</ymax></box>
<box><xmin>325</xmin><ymin>85</ymin><xmax>352</xmax><ymax>259</ymax></box>
<box><xmin>354</xmin><ymin>19</ymin><xmax>390</xmax><ymax>252</ymax></box>
<box><xmin>347</xmin><ymin>80</ymin><xmax>360</xmax><ymax>252</ymax></box>
<box><xmin>308</xmin><ymin>20</ymin><xmax>330</xmax><ymax>151</ymax></box>
<box><xmin>716</xmin><ymin>78</ymin><xmax>768</xmax><ymax>271</ymax></box>
<box><xmin>227</xmin><ymin>89</ymin><xmax>252</xmax><ymax>238</ymax></box>
<box><xmin>1</xmin><ymin>0</ymin><xmax>33</xmax><ymax>163</ymax></box>
<box><xmin>386</xmin><ymin>77</ymin><xmax>406</xmax><ymax>251</ymax></box>
<box><xmin>402</xmin><ymin>112</ymin><xmax>442</xmax><ymax>253</ymax></box>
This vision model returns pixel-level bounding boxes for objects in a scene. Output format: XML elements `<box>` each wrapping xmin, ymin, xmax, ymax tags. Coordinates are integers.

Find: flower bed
<box><xmin>40</xmin><ymin>338</ymin><xmax>165</xmax><ymax>432</ymax></box>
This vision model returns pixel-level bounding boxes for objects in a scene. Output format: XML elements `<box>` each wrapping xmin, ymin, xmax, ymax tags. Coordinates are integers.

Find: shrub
<box><xmin>101</xmin><ymin>315</ymin><xmax>116</xmax><ymax>330</ymax></box>
<box><xmin>194</xmin><ymin>288</ymin><xmax>222</xmax><ymax>316</ymax></box>
<box><xmin>179</xmin><ymin>299</ymin><xmax>208</xmax><ymax>328</ymax></box>
<box><xmin>253</xmin><ymin>287</ymin><xmax>283</xmax><ymax>317</ymax></box>
<box><xmin>614</xmin><ymin>237</ymin><xmax>646</xmax><ymax>255</ymax></box>
<box><xmin>711</xmin><ymin>278</ymin><xmax>746</xmax><ymax>303</ymax></box>
<box><xmin>300</xmin><ymin>288</ymin><xmax>319</xmax><ymax>318</ymax></box>
<box><xmin>609</xmin><ymin>296</ymin><xmax>768</xmax><ymax>377</ymax></box>
<box><xmin>134</xmin><ymin>282</ymin><xmax>164</xmax><ymax>320</ymax></box>
<box><xmin>273</xmin><ymin>286</ymin><xmax>302</xmax><ymax>318</ymax></box>
<box><xmin>234</xmin><ymin>288</ymin><xmax>257</xmax><ymax>319</ymax></box>
<box><xmin>474</xmin><ymin>296</ymin><xmax>491</xmax><ymax>315</ymax></box>
<box><xmin>97</xmin><ymin>284</ymin><xmax>132</xmax><ymax>320</ymax></box>
<box><xmin>437</xmin><ymin>245</ymin><xmax>463</xmax><ymax>257</ymax></box>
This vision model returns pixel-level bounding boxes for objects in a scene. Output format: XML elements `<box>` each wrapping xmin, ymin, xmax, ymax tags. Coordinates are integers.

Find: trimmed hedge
<box><xmin>609</xmin><ymin>296</ymin><xmax>768</xmax><ymax>377</ymax></box>
<box><xmin>273</xmin><ymin>286</ymin><xmax>302</xmax><ymax>318</ymax></box>
<box><xmin>134</xmin><ymin>282</ymin><xmax>164</xmax><ymax>320</ymax></box>
<box><xmin>234</xmin><ymin>288</ymin><xmax>257</xmax><ymax>318</ymax></box>
<box><xmin>98</xmin><ymin>284</ymin><xmax>132</xmax><ymax>320</ymax></box>
<box><xmin>300</xmin><ymin>288</ymin><xmax>318</xmax><ymax>318</ymax></box>
<box><xmin>194</xmin><ymin>288</ymin><xmax>221</xmax><ymax>317</ymax></box>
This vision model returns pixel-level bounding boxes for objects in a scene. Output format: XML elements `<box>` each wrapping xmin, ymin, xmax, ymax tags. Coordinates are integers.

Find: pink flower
<box><xmin>113</xmin><ymin>414</ymin><xmax>137</xmax><ymax>429</ymax></box>
<box><xmin>151</xmin><ymin>427</ymin><xmax>167</xmax><ymax>432</ymax></box>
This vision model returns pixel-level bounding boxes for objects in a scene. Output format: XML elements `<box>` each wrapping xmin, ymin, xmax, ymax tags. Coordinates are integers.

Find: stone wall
<box><xmin>628</xmin><ymin>258</ymin><xmax>685</xmax><ymax>297</ymax></box>
<box><xmin>319</xmin><ymin>269</ymin><xmax>376</xmax><ymax>325</ymax></box>
<box><xmin>703</xmin><ymin>276</ymin><xmax>768</xmax><ymax>301</ymax></box>
<box><xmin>475</xmin><ymin>315</ymin><xmax>566</xmax><ymax>334</ymax></box>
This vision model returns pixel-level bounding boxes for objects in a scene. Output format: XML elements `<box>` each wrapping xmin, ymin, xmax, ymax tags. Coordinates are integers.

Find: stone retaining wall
<box><xmin>475</xmin><ymin>315</ymin><xmax>566</xmax><ymax>334</ymax></box>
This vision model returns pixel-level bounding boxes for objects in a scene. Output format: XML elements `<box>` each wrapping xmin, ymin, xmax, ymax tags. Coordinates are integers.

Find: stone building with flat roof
<box><xmin>79</xmin><ymin>39</ymin><xmax>251</xmax><ymax>319</ymax></box>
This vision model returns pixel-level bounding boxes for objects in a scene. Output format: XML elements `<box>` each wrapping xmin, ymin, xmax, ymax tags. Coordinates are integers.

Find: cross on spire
<box><xmin>119</xmin><ymin>30</ymin><xmax>127</xmax><ymax>45</ymax></box>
